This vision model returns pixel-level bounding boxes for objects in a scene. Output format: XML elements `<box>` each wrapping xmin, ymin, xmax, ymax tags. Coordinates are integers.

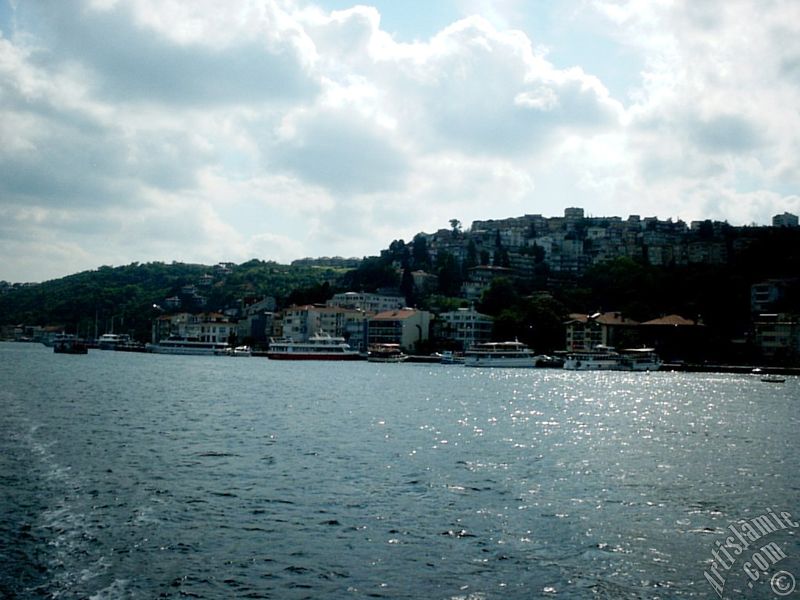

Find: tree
<box><xmin>412</xmin><ymin>234</ymin><xmax>432</xmax><ymax>270</ymax></box>
<box><xmin>478</xmin><ymin>277</ymin><xmax>519</xmax><ymax>316</ymax></box>
<box><xmin>436</xmin><ymin>251</ymin><xmax>463</xmax><ymax>297</ymax></box>
<box><xmin>400</xmin><ymin>267</ymin><xmax>416</xmax><ymax>307</ymax></box>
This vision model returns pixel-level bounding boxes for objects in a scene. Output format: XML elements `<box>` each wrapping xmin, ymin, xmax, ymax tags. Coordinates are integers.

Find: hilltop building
<box><xmin>772</xmin><ymin>212</ymin><xmax>798</xmax><ymax>228</ymax></box>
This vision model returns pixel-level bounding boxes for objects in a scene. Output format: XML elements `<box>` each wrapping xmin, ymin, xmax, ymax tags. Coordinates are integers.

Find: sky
<box><xmin>1</xmin><ymin>0</ymin><xmax>799</xmax><ymax>282</ymax></box>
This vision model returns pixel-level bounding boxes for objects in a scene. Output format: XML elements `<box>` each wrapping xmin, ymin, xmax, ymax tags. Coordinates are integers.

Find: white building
<box><xmin>327</xmin><ymin>292</ymin><xmax>404</xmax><ymax>313</ymax></box>
<box><xmin>437</xmin><ymin>307</ymin><xmax>493</xmax><ymax>350</ymax></box>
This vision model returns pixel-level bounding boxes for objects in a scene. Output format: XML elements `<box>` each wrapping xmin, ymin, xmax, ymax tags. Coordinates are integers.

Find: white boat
<box><xmin>439</xmin><ymin>350</ymin><xmax>465</xmax><ymax>365</ymax></box>
<box><xmin>463</xmin><ymin>341</ymin><xmax>536</xmax><ymax>368</ymax></box>
<box><xmin>98</xmin><ymin>333</ymin><xmax>131</xmax><ymax>350</ymax></box>
<box><xmin>367</xmin><ymin>343</ymin><xmax>408</xmax><ymax>363</ymax></box>
<box><xmin>619</xmin><ymin>348</ymin><xmax>662</xmax><ymax>371</ymax></box>
<box><xmin>146</xmin><ymin>337</ymin><xmax>229</xmax><ymax>356</ymax></box>
<box><xmin>267</xmin><ymin>333</ymin><xmax>361</xmax><ymax>361</ymax></box>
<box><xmin>564</xmin><ymin>346</ymin><xmax>661</xmax><ymax>371</ymax></box>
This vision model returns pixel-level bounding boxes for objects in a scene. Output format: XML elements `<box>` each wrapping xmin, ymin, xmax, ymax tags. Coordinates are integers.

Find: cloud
<box><xmin>14</xmin><ymin>0</ymin><xmax>319</xmax><ymax>106</ymax></box>
<box><xmin>0</xmin><ymin>0</ymin><xmax>799</xmax><ymax>282</ymax></box>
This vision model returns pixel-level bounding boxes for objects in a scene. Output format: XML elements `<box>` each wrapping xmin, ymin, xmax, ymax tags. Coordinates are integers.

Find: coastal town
<box><xmin>3</xmin><ymin>208</ymin><xmax>799</xmax><ymax>368</ymax></box>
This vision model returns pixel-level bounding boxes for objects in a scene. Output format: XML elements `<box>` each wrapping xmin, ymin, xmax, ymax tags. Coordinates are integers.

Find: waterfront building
<box><xmin>437</xmin><ymin>307</ymin><xmax>493</xmax><ymax>350</ymax></box>
<box><xmin>564</xmin><ymin>312</ymin><xmax>639</xmax><ymax>351</ymax></box>
<box><xmin>368</xmin><ymin>309</ymin><xmax>431</xmax><ymax>352</ymax></box>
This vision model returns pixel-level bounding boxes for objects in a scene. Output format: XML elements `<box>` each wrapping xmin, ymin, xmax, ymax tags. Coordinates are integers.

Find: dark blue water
<box><xmin>1</xmin><ymin>342</ymin><xmax>798</xmax><ymax>599</ymax></box>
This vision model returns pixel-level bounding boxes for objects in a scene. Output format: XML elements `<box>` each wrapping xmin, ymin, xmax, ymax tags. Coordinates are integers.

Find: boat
<box><xmin>367</xmin><ymin>343</ymin><xmax>408</xmax><ymax>363</ymax></box>
<box><xmin>760</xmin><ymin>376</ymin><xmax>785</xmax><ymax>383</ymax></box>
<box><xmin>267</xmin><ymin>333</ymin><xmax>361</xmax><ymax>360</ymax></box>
<box><xmin>619</xmin><ymin>348</ymin><xmax>662</xmax><ymax>371</ymax></box>
<box><xmin>146</xmin><ymin>337</ymin><xmax>229</xmax><ymax>356</ymax></box>
<box><xmin>53</xmin><ymin>334</ymin><xmax>88</xmax><ymax>354</ymax></box>
<box><xmin>439</xmin><ymin>351</ymin><xmax>465</xmax><ymax>365</ymax></box>
<box><xmin>97</xmin><ymin>333</ymin><xmax>132</xmax><ymax>350</ymax></box>
<box><xmin>563</xmin><ymin>346</ymin><xmax>661</xmax><ymax>371</ymax></box>
<box><xmin>533</xmin><ymin>354</ymin><xmax>565</xmax><ymax>368</ymax></box>
<box><xmin>463</xmin><ymin>340</ymin><xmax>536</xmax><ymax>368</ymax></box>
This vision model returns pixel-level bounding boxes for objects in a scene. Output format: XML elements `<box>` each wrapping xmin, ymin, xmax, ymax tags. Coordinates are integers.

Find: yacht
<box><xmin>267</xmin><ymin>332</ymin><xmax>361</xmax><ymax>360</ymax></box>
<box><xmin>463</xmin><ymin>340</ymin><xmax>536</xmax><ymax>368</ymax></box>
<box><xmin>146</xmin><ymin>337</ymin><xmax>229</xmax><ymax>356</ymax></box>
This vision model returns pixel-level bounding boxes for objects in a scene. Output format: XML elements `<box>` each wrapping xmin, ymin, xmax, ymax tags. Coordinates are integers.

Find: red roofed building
<box><xmin>564</xmin><ymin>311</ymin><xmax>639</xmax><ymax>351</ymax></box>
<box><xmin>640</xmin><ymin>314</ymin><xmax>706</xmax><ymax>361</ymax></box>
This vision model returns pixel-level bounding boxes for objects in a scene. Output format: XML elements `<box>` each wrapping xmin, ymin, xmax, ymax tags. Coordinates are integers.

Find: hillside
<box><xmin>0</xmin><ymin>260</ymin><xmax>346</xmax><ymax>341</ymax></box>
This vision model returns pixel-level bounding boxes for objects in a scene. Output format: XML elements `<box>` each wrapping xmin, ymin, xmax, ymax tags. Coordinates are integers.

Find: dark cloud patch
<box><xmin>15</xmin><ymin>0</ymin><xmax>318</xmax><ymax>107</ymax></box>
<box><xmin>780</xmin><ymin>55</ymin><xmax>800</xmax><ymax>83</ymax></box>
<box><xmin>689</xmin><ymin>114</ymin><xmax>763</xmax><ymax>154</ymax></box>
<box><xmin>273</xmin><ymin>110</ymin><xmax>409</xmax><ymax>194</ymax></box>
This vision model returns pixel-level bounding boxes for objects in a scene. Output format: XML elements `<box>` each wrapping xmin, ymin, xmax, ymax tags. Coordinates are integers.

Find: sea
<box><xmin>0</xmin><ymin>341</ymin><xmax>797</xmax><ymax>599</ymax></box>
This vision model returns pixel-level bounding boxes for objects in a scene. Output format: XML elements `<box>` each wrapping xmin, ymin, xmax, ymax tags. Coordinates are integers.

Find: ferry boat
<box><xmin>563</xmin><ymin>347</ymin><xmax>622</xmax><ymax>371</ymax></box>
<box><xmin>563</xmin><ymin>346</ymin><xmax>661</xmax><ymax>371</ymax></box>
<box><xmin>619</xmin><ymin>348</ymin><xmax>662</xmax><ymax>371</ymax></box>
<box><xmin>97</xmin><ymin>333</ymin><xmax>131</xmax><ymax>350</ymax></box>
<box><xmin>463</xmin><ymin>340</ymin><xmax>536</xmax><ymax>368</ymax></box>
<box><xmin>267</xmin><ymin>333</ymin><xmax>361</xmax><ymax>360</ymax></box>
<box><xmin>146</xmin><ymin>337</ymin><xmax>229</xmax><ymax>356</ymax></box>
<box><xmin>367</xmin><ymin>343</ymin><xmax>408</xmax><ymax>363</ymax></box>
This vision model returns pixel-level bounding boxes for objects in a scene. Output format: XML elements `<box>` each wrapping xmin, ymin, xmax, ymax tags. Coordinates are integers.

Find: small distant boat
<box><xmin>53</xmin><ymin>334</ymin><xmax>88</xmax><ymax>354</ymax></box>
<box><xmin>464</xmin><ymin>340</ymin><xmax>536</xmax><ymax>368</ymax></box>
<box><xmin>760</xmin><ymin>376</ymin><xmax>785</xmax><ymax>383</ymax></box>
<box><xmin>367</xmin><ymin>343</ymin><xmax>408</xmax><ymax>363</ymax></box>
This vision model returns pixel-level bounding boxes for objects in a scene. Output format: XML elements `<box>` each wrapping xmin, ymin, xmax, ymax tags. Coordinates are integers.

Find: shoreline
<box><xmin>661</xmin><ymin>363</ymin><xmax>800</xmax><ymax>376</ymax></box>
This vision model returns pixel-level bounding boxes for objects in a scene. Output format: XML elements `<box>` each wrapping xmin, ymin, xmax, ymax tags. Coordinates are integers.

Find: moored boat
<box><xmin>367</xmin><ymin>343</ymin><xmax>408</xmax><ymax>363</ymax></box>
<box><xmin>267</xmin><ymin>333</ymin><xmax>361</xmax><ymax>360</ymax></box>
<box><xmin>97</xmin><ymin>333</ymin><xmax>132</xmax><ymax>350</ymax></box>
<box><xmin>53</xmin><ymin>334</ymin><xmax>89</xmax><ymax>354</ymax></box>
<box><xmin>619</xmin><ymin>348</ymin><xmax>662</xmax><ymax>371</ymax></box>
<box><xmin>563</xmin><ymin>346</ymin><xmax>661</xmax><ymax>371</ymax></box>
<box><xmin>463</xmin><ymin>340</ymin><xmax>536</xmax><ymax>368</ymax></box>
<box><xmin>146</xmin><ymin>337</ymin><xmax>229</xmax><ymax>356</ymax></box>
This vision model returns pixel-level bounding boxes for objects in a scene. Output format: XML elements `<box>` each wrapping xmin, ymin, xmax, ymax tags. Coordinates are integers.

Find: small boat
<box><xmin>268</xmin><ymin>333</ymin><xmax>361</xmax><ymax>360</ymax></box>
<box><xmin>760</xmin><ymin>376</ymin><xmax>785</xmax><ymax>383</ymax></box>
<box><xmin>53</xmin><ymin>334</ymin><xmax>89</xmax><ymax>354</ymax></box>
<box><xmin>463</xmin><ymin>340</ymin><xmax>536</xmax><ymax>368</ymax></box>
<box><xmin>367</xmin><ymin>343</ymin><xmax>408</xmax><ymax>363</ymax></box>
<box><xmin>439</xmin><ymin>351</ymin><xmax>465</xmax><ymax>365</ymax></box>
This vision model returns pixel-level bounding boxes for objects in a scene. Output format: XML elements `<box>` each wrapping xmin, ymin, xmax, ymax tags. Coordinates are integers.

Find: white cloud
<box><xmin>0</xmin><ymin>0</ymin><xmax>798</xmax><ymax>282</ymax></box>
